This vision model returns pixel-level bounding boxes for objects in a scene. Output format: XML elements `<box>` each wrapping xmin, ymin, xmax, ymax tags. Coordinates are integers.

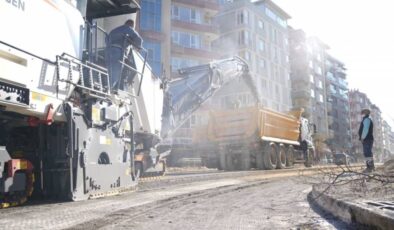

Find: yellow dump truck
<box><xmin>193</xmin><ymin>106</ymin><xmax>315</xmax><ymax>170</ymax></box>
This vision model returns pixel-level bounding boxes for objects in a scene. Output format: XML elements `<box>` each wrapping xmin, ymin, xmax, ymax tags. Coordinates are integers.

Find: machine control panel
<box><xmin>0</xmin><ymin>81</ymin><xmax>29</xmax><ymax>106</ymax></box>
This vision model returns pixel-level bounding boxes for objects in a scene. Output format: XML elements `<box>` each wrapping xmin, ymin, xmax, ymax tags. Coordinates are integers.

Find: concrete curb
<box><xmin>310</xmin><ymin>185</ymin><xmax>394</xmax><ymax>230</ymax></box>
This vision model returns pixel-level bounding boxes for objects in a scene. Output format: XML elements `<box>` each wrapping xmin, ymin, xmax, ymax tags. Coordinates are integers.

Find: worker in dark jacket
<box><xmin>358</xmin><ymin>108</ymin><xmax>374</xmax><ymax>172</ymax></box>
<box><xmin>106</xmin><ymin>19</ymin><xmax>142</xmax><ymax>89</ymax></box>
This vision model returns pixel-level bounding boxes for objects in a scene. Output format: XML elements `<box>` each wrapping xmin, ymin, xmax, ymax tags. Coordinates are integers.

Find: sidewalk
<box><xmin>310</xmin><ymin>170</ymin><xmax>394</xmax><ymax>230</ymax></box>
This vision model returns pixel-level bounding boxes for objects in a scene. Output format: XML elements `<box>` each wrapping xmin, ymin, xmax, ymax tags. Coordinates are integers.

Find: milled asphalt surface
<box><xmin>0</xmin><ymin>167</ymin><xmax>360</xmax><ymax>230</ymax></box>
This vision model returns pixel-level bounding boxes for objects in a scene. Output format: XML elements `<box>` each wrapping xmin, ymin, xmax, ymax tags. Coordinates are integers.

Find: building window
<box><xmin>310</xmin><ymin>74</ymin><xmax>314</xmax><ymax>83</ymax></box>
<box><xmin>171</xmin><ymin>5</ymin><xmax>179</xmax><ymax>19</ymax></box>
<box><xmin>319</xmin><ymin>94</ymin><xmax>324</xmax><ymax>103</ymax></box>
<box><xmin>258</xmin><ymin>20</ymin><xmax>264</xmax><ymax>29</ymax></box>
<box><xmin>190</xmin><ymin>9</ymin><xmax>201</xmax><ymax>23</ymax></box>
<box><xmin>309</xmin><ymin>60</ymin><xmax>313</xmax><ymax>68</ymax></box>
<box><xmin>311</xmin><ymin>89</ymin><xmax>315</xmax><ymax>98</ymax></box>
<box><xmin>140</xmin><ymin>0</ymin><xmax>162</xmax><ymax>32</ymax></box>
<box><xmin>171</xmin><ymin>4</ymin><xmax>201</xmax><ymax>24</ymax></box>
<box><xmin>172</xmin><ymin>31</ymin><xmax>201</xmax><ymax>49</ymax></box>
<box><xmin>258</xmin><ymin>59</ymin><xmax>265</xmax><ymax>73</ymax></box>
<box><xmin>271</xmin><ymin>46</ymin><xmax>278</xmax><ymax>61</ymax></box>
<box><xmin>238</xmin><ymin>30</ymin><xmax>250</xmax><ymax>45</ymax></box>
<box><xmin>258</xmin><ymin>39</ymin><xmax>265</xmax><ymax>52</ymax></box>
<box><xmin>315</xmin><ymin>66</ymin><xmax>322</xmax><ymax>75</ymax></box>
<box><xmin>271</xmin><ymin>27</ymin><xmax>277</xmax><ymax>43</ymax></box>
<box><xmin>143</xmin><ymin>40</ymin><xmax>161</xmax><ymax>76</ymax></box>
<box><xmin>265</xmin><ymin>7</ymin><xmax>287</xmax><ymax>28</ymax></box>
<box><xmin>237</xmin><ymin>9</ymin><xmax>249</xmax><ymax>25</ymax></box>
<box><xmin>318</xmin><ymin>80</ymin><xmax>323</xmax><ymax>88</ymax></box>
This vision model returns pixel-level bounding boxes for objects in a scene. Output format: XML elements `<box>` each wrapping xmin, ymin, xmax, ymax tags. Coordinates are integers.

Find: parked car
<box><xmin>334</xmin><ymin>153</ymin><xmax>350</xmax><ymax>165</ymax></box>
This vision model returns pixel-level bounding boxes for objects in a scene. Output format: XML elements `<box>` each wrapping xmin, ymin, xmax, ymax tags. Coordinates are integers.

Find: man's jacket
<box><xmin>359</xmin><ymin>115</ymin><xmax>374</xmax><ymax>141</ymax></box>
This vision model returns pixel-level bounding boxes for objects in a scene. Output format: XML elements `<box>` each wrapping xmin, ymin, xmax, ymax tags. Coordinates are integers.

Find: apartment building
<box><xmin>138</xmin><ymin>0</ymin><xmax>220</xmax><ymax>76</ymax></box>
<box><xmin>167</xmin><ymin>0</ymin><xmax>221</xmax><ymax>165</ymax></box>
<box><xmin>137</xmin><ymin>0</ymin><xmax>171</xmax><ymax>77</ymax></box>
<box><xmin>213</xmin><ymin>0</ymin><xmax>292</xmax><ymax>112</ymax></box>
<box><xmin>289</xmin><ymin>29</ymin><xmax>329</xmax><ymax>141</ymax></box>
<box><xmin>371</xmin><ymin>104</ymin><xmax>384</xmax><ymax>162</ymax></box>
<box><xmin>170</xmin><ymin>0</ymin><xmax>220</xmax><ymax>72</ymax></box>
<box><xmin>325</xmin><ymin>55</ymin><xmax>351</xmax><ymax>151</ymax></box>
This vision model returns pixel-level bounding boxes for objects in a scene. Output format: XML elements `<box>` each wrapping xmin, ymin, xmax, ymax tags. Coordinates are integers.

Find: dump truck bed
<box><xmin>207</xmin><ymin>106</ymin><xmax>301</xmax><ymax>145</ymax></box>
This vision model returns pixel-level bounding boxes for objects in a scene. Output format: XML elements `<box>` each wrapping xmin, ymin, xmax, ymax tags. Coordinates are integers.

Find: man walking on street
<box><xmin>358</xmin><ymin>108</ymin><xmax>375</xmax><ymax>172</ymax></box>
<box><xmin>106</xmin><ymin>19</ymin><xmax>143</xmax><ymax>89</ymax></box>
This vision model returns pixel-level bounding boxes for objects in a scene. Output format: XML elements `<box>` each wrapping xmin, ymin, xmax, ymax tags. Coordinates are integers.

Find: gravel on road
<box><xmin>0</xmin><ymin>167</ymin><xmax>360</xmax><ymax>230</ymax></box>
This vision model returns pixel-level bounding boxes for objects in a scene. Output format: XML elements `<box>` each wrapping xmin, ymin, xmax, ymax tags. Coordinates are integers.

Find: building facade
<box><xmin>371</xmin><ymin>104</ymin><xmax>384</xmax><ymax>162</ymax></box>
<box><xmin>138</xmin><ymin>0</ymin><xmax>220</xmax><ymax>77</ymax></box>
<box><xmin>170</xmin><ymin>0</ymin><xmax>220</xmax><ymax>72</ymax></box>
<box><xmin>213</xmin><ymin>0</ymin><xmax>292</xmax><ymax>112</ymax></box>
<box><xmin>137</xmin><ymin>0</ymin><xmax>171</xmax><ymax>77</ymax></box>
<box><xmin>289</xmin><ymin>29</ymin><xmax>330</xmax><ymax>145</ymax></box>
<box><xmin>325</xmin><ymin>55</ymin><xmax>351</xmax><ymax>152</ymax></box>
<box><xmin>167</xmin><ymin>0</ymin><xmax>221</xmax><ymax>165</ymax></box>
<box><xmin>389</xmin><ymin>131</ymin><xmax>394</xmax><ymax>155</ymax></box>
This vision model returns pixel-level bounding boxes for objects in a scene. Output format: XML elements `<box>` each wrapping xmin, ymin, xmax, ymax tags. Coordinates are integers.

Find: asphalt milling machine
<box><xmin>0</xmin><ymin>0</ymin><xmax>252</xmax><ymax>207</ymax></box>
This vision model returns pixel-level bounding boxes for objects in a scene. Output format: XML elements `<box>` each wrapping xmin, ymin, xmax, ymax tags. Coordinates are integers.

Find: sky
<box><xmin>272</xmin><ymin>0</ymin><xmax>394</xmax><ymax>126</ymax></box>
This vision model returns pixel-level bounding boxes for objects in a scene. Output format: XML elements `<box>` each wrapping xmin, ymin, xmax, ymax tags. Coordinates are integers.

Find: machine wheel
<box><xmin>286</xmin><ymin>145</ymin><xmax>295</xmax><ymax>167</ymax></box>
<box><xmin>276</xmin><ymin>144</ymin><xmax>287</xmax><ymax>169</ymax></box>
<box><xmin>134</xmin><ymin>162</ymin><xmax>143</xmax><ymax>180</ymax></box>
<box><xmin>304</xmin><ymin>148</ymin><xmax>313</xmax><ymax>168</ymax></box>
<box><xmin>263</xmin><ymin>143</ymin><xmax>277</xmax><ymax>170</ymax></box>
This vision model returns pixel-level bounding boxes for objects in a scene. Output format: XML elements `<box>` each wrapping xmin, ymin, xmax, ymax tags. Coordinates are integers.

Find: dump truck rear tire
<box><xmin>286</xmin><ymin>145</ymin><xmax>294</xmax><ymax>167</ymax></box>
<box><xmin>276</xmin><ymin>144</ymin><xmax>287</xmax><ymax>169</ymax></box>
<box><xmin>219</xmin><ymin>151</ymin><xmax>226</xmax><ymax>170</ymax></box>
<box><xmin>241</xmin><ymin>153</ymin><xmax>251</xmax><ymax>170</ymax></box>
<box><xmin>225</xmin><ymin>154</ymin><xmax>235</xmax><ymax>171</ymax></box>
<box><xmin>263</xmin><ymin>143</ymin><xmax>277</xmax><ymax>170</ymax></box>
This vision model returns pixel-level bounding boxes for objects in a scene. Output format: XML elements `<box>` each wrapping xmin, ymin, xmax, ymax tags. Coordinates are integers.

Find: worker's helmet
<box><xmin>361</xmin><ymin>108</ymin><xmax>371</xmax><ymax>115</ymax></box>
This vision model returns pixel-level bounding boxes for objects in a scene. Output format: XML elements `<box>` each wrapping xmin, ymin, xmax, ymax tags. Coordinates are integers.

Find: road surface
<box><xmin>0</xmin><ymin>168</ymin><xmax>360</xmax><ymax>230</ymax></box>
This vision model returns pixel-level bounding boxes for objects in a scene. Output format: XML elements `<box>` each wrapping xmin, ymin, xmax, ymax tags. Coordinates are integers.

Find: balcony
<box><xmin>172</xmin><ymin>0</ymin><xmax>220</xmax><ymax>11</ymax></box>
<box><xmin>335</xmin><ymin>66</ymin><xmax>346</xmax><ymax>75</ymax></box>
<box><xmin>171</xmin><ymin>43</ymin><xmax>219</xmax><ymax>59</ymax></box>
<box><xmin>326</xmin><ymin>74</ymin><xmax>336</xmax><ymax>83</ymax></box>
<box><xmin>172</xmin><ymin>20</ymin><xmax>219</xmax><ymax>37</ymax></box>
<box><xmin>337</xmin><ymin>79</ymin><xmax>348</xmax><ymax>89</ymax></box>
